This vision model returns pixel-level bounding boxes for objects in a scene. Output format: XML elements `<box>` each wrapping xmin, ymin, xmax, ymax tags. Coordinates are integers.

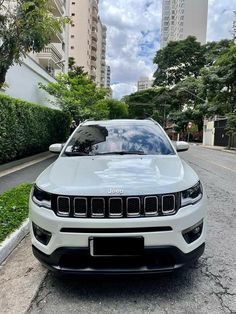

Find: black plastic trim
<box><xmin>32</xmin><ymin>243</ymin><xmax>205</xmax><ymax>274</ymax></box>
<box><xmin>60</xmin><ymin>226</ymin><xmax>172</xmax><ymax>233</ymax></box>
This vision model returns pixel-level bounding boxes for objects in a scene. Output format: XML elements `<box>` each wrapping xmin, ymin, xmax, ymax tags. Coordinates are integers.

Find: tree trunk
<box><xmin>227</xmin><ymin>134</ymin><xmax>232</xmax><ymax>150</ymax></box>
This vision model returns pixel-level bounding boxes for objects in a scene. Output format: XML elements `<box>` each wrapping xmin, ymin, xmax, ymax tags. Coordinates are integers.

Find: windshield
<box><xmin>63</xmin><ymin>123</ymin><xmax>175</xmax><ymax>156</ymax></box>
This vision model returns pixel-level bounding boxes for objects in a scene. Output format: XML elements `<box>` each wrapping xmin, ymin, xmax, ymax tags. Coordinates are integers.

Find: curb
<box><xmin>0</xmin><ymin>219</ymin><xmax>30</xmax><ymax>264</ymax></box>
<box><xmin>0</xmin><ymin>153</ymin><xmax>55</xmax><ymax>179</ymax></box>
<box><xmin>201</xmin><ymin>146</ymin><xmax>236</xmax><ymax>155</ymax></box>
<box><xmin>0</xmin><ymin>151</ymin><xmax>51</xmax><ymax>172</ymax></box>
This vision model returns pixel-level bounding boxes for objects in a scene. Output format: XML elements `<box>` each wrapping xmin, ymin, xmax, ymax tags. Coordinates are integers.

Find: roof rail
<box><xmin>80</xmin><ymin>118</ymin><xmax>94</xmax><ymax>125</ymax></box>
<box><xmin>146</xmin><ymin>117</ymin><xmax>158</xmax><ymax>124</ymax></box>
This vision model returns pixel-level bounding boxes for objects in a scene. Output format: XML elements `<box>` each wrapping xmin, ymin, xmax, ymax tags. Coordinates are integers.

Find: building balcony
<box><xmin>92</xmin><ymin>0</ymin><xmax>98</xmax><ymax>12</ymax></box>
<box><xmin>91</xmin><ymin>39</ymin><xmax>97</xmax><ymax>51</ymax></box>
<box><xmin>91</xmin><ymin>50</ymin><xmax>97</xmax><ymax>60</ymax></box>
<box><xmin>90</xmin><ymin>60</ymin><xmax>97</xmax><ymax>68</ymax></box>
<box><xmin>90</xmin><ymin>69</ymin><xmax>96</xmax><ymax>81</ymax></box>
<box><xmin>101</xmin><ymin>60</ymin><xmax>106</xmax><ymax>67</ymax></box>
<box><xmin>37</xmin><ymin>44</ymin><xmax>63</xmax><ymax>71</ymax></box>
<box><xmin>91</xmin><ymin>31</ymin><xmax>98</xmax><ymax>41</ymax></box>
<box><xmin>92</xmin><ymin>10</ymin><xmax>98</xmax><ymax>23</ymax></box>
<box><xmin>49</xmin><ymin>0</ymin><xmax>64</xmax><ymax>17</ymax></box>
<box><xmin>92</xmin><ymin>20</ymin><xmax>98</xmax><ymax>31</ymax></box>
<box><xmin>50</xmin><ymin>30</ymin><xmax>63</xmax><ymax>43</ymax></box>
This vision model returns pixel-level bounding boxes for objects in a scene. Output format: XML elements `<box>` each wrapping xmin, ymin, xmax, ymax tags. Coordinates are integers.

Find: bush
<box><xmin>0</xmin><ymin>94</ymin><xmax>70</xmax><ymax>163</ymax></box>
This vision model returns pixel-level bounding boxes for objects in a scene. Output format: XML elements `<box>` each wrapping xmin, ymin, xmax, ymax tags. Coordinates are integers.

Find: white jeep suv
<box><xmin>29</xmin><ymin>119</ymin><xmax>206</xmax><ymax>273</ymax></box>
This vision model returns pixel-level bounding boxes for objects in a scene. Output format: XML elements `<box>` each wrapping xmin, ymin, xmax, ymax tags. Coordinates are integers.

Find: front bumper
<box><xmin>32</xmin><ymin>243</ymin><xmax>205</xmax><ymax>274</ymax></box>
<box><xmin>29</xmin><ymin>195</ymin><xmax>206</xmax><ymax>273</ymax></box>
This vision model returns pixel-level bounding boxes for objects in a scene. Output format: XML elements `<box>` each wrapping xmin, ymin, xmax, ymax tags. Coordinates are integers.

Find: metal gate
<box><xmin>214</xmin><ymin>119</ymin><xmax>229</xmax><ymax>147</ymax></box>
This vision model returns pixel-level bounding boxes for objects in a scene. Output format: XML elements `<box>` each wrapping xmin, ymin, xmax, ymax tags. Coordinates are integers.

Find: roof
<box><xmin>82</xmin><ymin>119</ymin><xmax>159</xmax><ymax>126</ymax></box>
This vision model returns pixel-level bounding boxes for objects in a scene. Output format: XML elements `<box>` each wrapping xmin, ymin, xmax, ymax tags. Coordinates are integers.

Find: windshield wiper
<box><xmin>95</xmin><ymin>151</ymin><xmax>146</xmax><ymax>155</ymax></box>
<box><xmin>64</xmin><ymin>151</ymin><xmax>89</xmax><ymax>156</ymax></box>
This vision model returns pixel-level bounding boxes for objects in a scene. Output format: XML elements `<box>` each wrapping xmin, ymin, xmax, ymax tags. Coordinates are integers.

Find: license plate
<box><xmin>90</xmin><ymin>237</ymin><xmax>144</xmax><ymax>256</ymax></box>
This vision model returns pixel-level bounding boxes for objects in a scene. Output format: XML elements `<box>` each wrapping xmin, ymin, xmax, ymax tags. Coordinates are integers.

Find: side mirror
<box><xmin>176</xmin><ymin>141</ymin><xmax>189</xmax><ymax>152</ymax></box>
<box><xmin>49</xmin><ymin>144</ymin><xmax>63</xmax><ymax>154</ymax></box>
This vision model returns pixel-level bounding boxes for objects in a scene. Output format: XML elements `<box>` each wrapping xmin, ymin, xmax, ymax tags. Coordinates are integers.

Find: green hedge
<box><xmin>0</xmin><ymin>94</ymin><xmax>70</xmax><ymax>164</ymax></box>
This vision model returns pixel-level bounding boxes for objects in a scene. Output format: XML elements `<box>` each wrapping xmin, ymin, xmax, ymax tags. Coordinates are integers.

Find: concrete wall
<box><xmin>203</xmin><ymin>120</ymin><xmax>214</xmax><ymax>146</ymax></box>
<box><xmin>4</xmin><ymin>56</ymin><xmax>57</xmax><ymax>109</ymax></box>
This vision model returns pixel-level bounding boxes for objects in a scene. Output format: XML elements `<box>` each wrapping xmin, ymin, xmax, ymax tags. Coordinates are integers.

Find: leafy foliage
<box><xmin>39</xmin><ymin>71</ymin><xmax>108</xmax><ymax>122</ymax></box>
<box><xmin>153</xmin><ymin>36</ymin><xmax>205</xmax><ymax>86</ymax></box>
<box><xmin>93</xmin><ymin>99</ymin><xmax>129</xmax><ymax>120</ymax></box>
<box><xmin>0</xmin><ymin>0</ymin><xmax>69</xmax><ymax>87</ymax></box>
<box><xmin>225</xmin><ymin>114</ymin><xmax>236</xmax><ymax>137</ymax></box>
<box><xmin>0</xmin><ymin>94</ymin><xmax>70</xmax><ymax>163</ymax></box>
<box><xmin>201</xmin><ymin>44</ymin><xmax>236</xmax><ymax>115</ymax></box>
<box><xmin>0</xmin><ymin>183</ymin><xmax>32</xmax><ymax>243</ymax></box>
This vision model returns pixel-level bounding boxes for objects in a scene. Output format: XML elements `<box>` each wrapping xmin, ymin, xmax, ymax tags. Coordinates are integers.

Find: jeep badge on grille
<box><xmin>108</xmin><ymin>188</ymin><xmax>124</xmax><ymax>195</ymax></box>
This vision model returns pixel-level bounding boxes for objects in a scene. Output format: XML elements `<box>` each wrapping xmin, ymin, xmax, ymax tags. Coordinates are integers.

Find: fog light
<box><xmin>32</xmin><ymin>222</ymin><xmax>52</xmax><ymax>245</ymax></box>
<box><xmin>182</xmin><ymin>220</ymin><xmax>203</xmax><ymax>244</ymax></box>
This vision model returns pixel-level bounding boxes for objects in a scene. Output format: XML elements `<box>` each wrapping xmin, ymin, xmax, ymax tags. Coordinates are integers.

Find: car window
<box><xmin>63</xmin><ymin>123</ymin><xmax>175</xmax><ymax>156</ymax></box>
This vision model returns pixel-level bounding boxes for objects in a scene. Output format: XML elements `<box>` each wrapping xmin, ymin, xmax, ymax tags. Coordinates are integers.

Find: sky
<box><xmin>99</xmin><ymin>0</ymin><xmax>235</xmax><ymax>100</ymax></box>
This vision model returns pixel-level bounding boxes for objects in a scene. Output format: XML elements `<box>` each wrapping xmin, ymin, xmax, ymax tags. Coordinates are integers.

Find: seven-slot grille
<box><xmin>52</xmin><ymin>193</ymin><xmax>181</xmax><ymax>218</ymax></box>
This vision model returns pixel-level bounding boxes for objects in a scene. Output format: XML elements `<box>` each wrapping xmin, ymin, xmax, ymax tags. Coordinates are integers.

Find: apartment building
<box><xmin>137</xmin><ymin>77</ymin><xmax>154</xmax><ymax>92</ymax></box>
<box><xmin>105</xmin><ymin>65</ymin><xmax>111</xmax><ymax>88</ymax></box>
<box><xmin>96</xmin><ymin>18</ymin><xmax>107</xmax><ymax>87</ymax></box>
<box><xmin>69</xmin><ymin>0</ymin><xmax>99</xmax><ymax>81</ymax></box>
<box><xmin>160</xmin><ymin>0</ymin><xmax>208</xmax><ymax>48</ymax></box>
<box><xmin>30</xmin><ymin>0</ymin><xmax>70</xmax><ymax>76</ymax></box>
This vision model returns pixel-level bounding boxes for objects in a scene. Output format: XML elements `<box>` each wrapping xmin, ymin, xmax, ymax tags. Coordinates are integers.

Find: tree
<box><xmin>39</xmin><ymin>71</ymin><xmax>108</xmax><ymax>121</ymax></box>
<box><xmin>0</xmin><ymin>0</ymin><xmax>68</xmax><ymax>87</ymax></box>
<box><xmin>94</xmin><ymin>99</ymin><xmax>129</xmax><ymax>120</ymax></box>
<box><xmin>225</xmin><ymin>113</ymin><xmax>236</xmax><ymax>149</ymax></box>
<box><xmin>153</xmin><ymin>36</ymin><xmax>205</xmax><ymax>86</ymax></box>
<box><xmin>201</xmin><ymin>44</ymin><xmax>236</xmax><ymax>116</ymax></box>
<box><xmin>124</xmin><ymin>89</ymin><xmax>161</xmax><ymax>119</ymax></box>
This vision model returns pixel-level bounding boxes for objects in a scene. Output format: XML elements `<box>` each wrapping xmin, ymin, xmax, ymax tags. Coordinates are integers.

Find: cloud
<box><xmin>111</xmin><ymin>83</ymin><xmax>137</xmax><ymax>100</ymax></box>
<box><xmin>99</xmin><ymin>0</ymin><xmax>235</xmax><ymax>99</ymax></box>
<box><xmin>207</xmin><ymin>0</ymin><xmax>235</xmax><ymax>41</ymax></box>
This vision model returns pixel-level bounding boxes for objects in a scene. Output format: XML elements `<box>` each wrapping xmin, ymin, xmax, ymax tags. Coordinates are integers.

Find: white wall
<box><xmin>203</xmin><ymin>120</ymin><xmax>214</xmax><ymax>146</ymax></box>
<box><xmin>4</xmin><ymin>56</ymin><xmax>57</xmax><ymax>109</ymax></box>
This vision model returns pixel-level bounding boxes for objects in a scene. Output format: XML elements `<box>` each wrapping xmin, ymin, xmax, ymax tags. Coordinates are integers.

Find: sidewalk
<box><xmin>192</xmin><ymin>143</ymin><xmax>236</xmax><ymax>155</ymax></box>
<box><xmin>0</xmin><ymin>235</ymin><xmax>47</xmax><ymax>314</ymax></box>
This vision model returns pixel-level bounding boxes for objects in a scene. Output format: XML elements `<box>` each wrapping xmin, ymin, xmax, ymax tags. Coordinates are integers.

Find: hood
<box><xmin>36</xmin><ymin>155</ymin><xmax>199</xmax><ymax>196</ymax></box>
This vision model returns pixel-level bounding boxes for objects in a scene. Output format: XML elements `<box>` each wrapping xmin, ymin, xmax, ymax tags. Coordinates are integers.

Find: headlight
<box><xmin>181</xmin><ymin>181</ymin><xmax>203</xmax><ymax>207</ymax></box>
<box><xmin>32</xmin><ymin>185</ymin><xmax>51</xmax><ymax>209</ymax></box>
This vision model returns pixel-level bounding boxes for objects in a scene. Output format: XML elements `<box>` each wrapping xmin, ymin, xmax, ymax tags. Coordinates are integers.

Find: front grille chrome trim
<box><xmin>126</xmin><ymin>197</ymin><xmax>141</xmax><ymax>217</ymax></box>
<box><xmin>108</xmin><ymin>197</ymin><xmax>123</xmax><ymax>218</ymax></box>
<box><xmin>57</xmin><ymin>196</ymin><xmax>70</xmax><ymax>217</ymax></box>
<box><xmin>91</xmin><ymin>197</ymin><xmax>105</xmax><ymax>218</ymax></box>
<box><xmin>144</xmin><ymin>196</ymin><xmax>158</xmax><ymax>216</ymax></box>
<box><xmin>73</xmin><ymin>197</ymin><xmax>88</xmax><ymax>217</ymax></box>
<box><xmin>162</xmin><ymin>194</ymin><xmax>176</xmax><ymax>215</ymax></box>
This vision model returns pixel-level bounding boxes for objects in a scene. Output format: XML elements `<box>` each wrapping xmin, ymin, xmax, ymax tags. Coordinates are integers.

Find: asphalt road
<box><xmin>27</xmin><ymin>145</ymin><xmax>236</xmax><ymax>314</ymax></box>
<box><xmin>0</xmin><ymin>156</ymin><xmax>57</xmax><ymax>194</ymax></box>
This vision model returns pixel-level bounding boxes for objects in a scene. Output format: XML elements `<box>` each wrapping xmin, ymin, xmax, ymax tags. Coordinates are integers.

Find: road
<box><xmin>23</xmin><ymin>146</ymin><xmax>236</xmax><ymax>314</ymax></box>
<box><xmin>0</xmin><ymin>156</ymin><xmax>57</xmax><ymax>194</ymax></box>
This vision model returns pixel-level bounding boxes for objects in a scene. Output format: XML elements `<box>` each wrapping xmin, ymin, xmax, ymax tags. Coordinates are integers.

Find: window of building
<box><xmin>72</xmin><ymin>13</ymin><xmax>75</xmax><ymax>16</ymax></box>
<box><xmin>72</xmin><ymin>2</ymin><xmax>75</xmax><ymax>4</ymax></box>
<box><xmin>72</xmin><ymin>23</ymin><xmax>75</xmax><ymax>27</ymax></box>
<box><xmin>71</xmin><ymin>46</ymin><xmax>74</xmax><ymax>50</ymax></box>
<box><xmin>71</xmin><ymin>35</ymin><xmax>75</xmax><ymax>38</ymax></box>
